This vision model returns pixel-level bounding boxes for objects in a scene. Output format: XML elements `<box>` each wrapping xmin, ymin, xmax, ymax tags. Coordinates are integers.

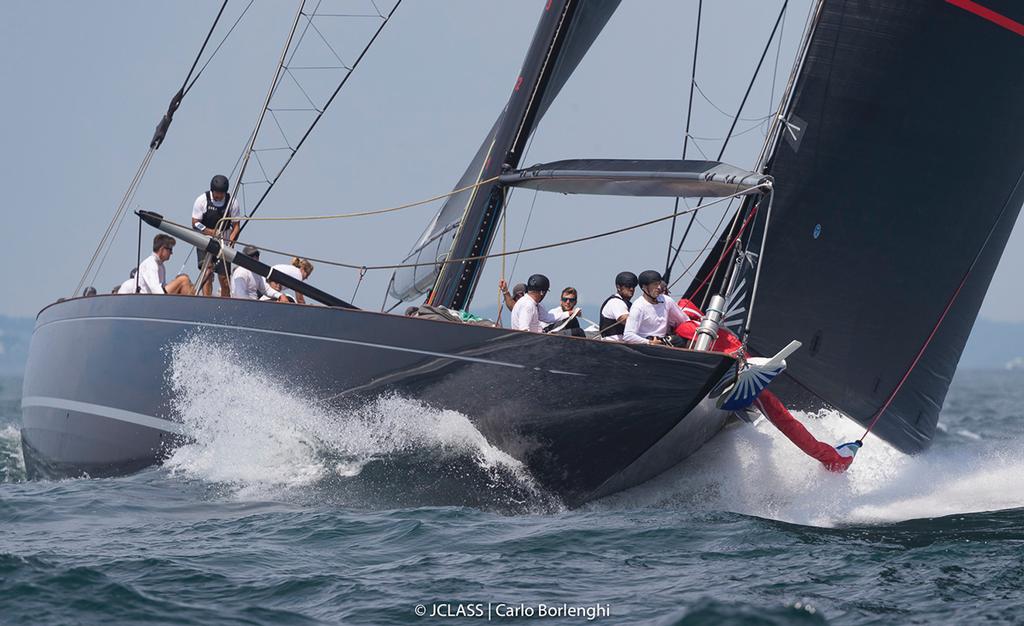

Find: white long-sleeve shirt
<box><xmin>136</xmin><ymin>253</ymin><xmax>165</xmax><ymax>294</ymax></box>
<box><xmin>117</xmin><ymin>277</ymin><xmax>137</xmax><ymax>294</ymax></box>
<box><xmin>511</xmin><ymin>296</ymin><xmax>559</xmax><ymax>332</ymax></box>
<box><xmin>546</xmin><ymin>306</ymin><xmax>572</xmax><ymax>321</ymax></box>
<box><xmin>622</xmin><ymin>295</ymin><xmax>689</xmax><ymax>344</ymax></box>
<box><xmin>270</xmin><ymin>264</ymin><xmax>303</xmax><ymax>300</ymax></box>
<box><xmin>231</xmin><ymin>266</ymin><xmax>283</xmax><ymax>300</ymax></box>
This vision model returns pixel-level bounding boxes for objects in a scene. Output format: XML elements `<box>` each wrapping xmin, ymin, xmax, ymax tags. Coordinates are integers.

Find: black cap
<box><xmin>210</xmin><ymin>175</ymin><xmax>229</xmax><ymax>193</ymax></box>
<box><xmin>527</xmin><ymin>274</ymin><xmax>550</xmax><ymax>292</ymax></box>
<box><xmin>615</xmin><ymin>271</ymin><xmax>638</xmax><ymax>288</ymax></box>
<box><xmin>638</xmin><ymin>270</ymin><xmax>663</xmax><ymax>287</ymax></box>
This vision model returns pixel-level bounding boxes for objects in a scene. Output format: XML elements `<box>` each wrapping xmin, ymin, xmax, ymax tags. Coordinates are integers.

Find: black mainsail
<box><xmin>390</xmin><ymin>0</ymin><xmax>621</xmax><ymax>309</ymax></box>
<box><xmin>705</xmin><ymin>0</ymin><xmax>1024</xmax><ymax>452</ymax></box>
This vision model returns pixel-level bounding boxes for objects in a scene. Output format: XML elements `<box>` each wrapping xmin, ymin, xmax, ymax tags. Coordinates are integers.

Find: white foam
<box><xmin>163</xmin><ymin>336</ymin><xmax>536</xmax><ymax>499</ymax></box>
<box><xmin>0</xmin><ymin>424</ymin><xmax>26</xmax><ymax>482</ymax></box>
<box><xmin>600</xmin><ymin>409</ymin><xmax>1024</xmax><ymax>527</ymax></box>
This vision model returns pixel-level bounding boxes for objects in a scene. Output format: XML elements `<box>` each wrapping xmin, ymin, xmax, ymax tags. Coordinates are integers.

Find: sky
<box><xmin>1</xmin><ymin>0</ymin><xmax>1021</xmax><ymax>322</ymax></box>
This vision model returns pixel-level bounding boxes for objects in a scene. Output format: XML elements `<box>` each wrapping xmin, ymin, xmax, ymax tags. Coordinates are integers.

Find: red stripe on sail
<box><xmin>946</xmin><ymin>0</ymin><xmax>1024</xmax><ymax>37</ymax></box>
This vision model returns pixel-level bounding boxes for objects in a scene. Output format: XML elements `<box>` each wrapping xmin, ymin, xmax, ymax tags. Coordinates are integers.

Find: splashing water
<box><xmin>598</xmin><ymin>408</ymin><xmax>1024</xmax><ymax>526</ymax></box>
<box><xmin>163</xmin><ymin>336</ymin><xmax>549</xmax><ymax>506</ymax></box>
<box><xmin>0</xmin><ymin>424</ymin><xmax>26</xmax><ymax>483</ymax></box>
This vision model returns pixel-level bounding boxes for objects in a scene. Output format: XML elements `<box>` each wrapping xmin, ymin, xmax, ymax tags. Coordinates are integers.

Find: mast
<box><xmin>427</xmin><ymin>0</ymin><xmax>576</xmax><ymax>310</ymax></box>
<box><xmin>392</xmin><ymin>0</ymin><xmax>621</xmax><ymax>310</ymax></box>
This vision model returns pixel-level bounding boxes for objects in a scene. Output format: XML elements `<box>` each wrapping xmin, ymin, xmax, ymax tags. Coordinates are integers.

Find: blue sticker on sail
<box><xmin>813</xmin><ymin>223</ymin><xmax>822</xmax><ymax>239</ymax></box>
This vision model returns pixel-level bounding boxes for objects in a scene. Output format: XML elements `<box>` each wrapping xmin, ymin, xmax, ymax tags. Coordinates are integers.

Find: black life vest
<box><xmin>599</xmin><ymin>294</ymin><xmax>632</xmax><ymax>337</ymax></box>
<box><xmin>199</xmin><ymin>191</ymin><xmax>231</xmax><ymax>231</ymax></box>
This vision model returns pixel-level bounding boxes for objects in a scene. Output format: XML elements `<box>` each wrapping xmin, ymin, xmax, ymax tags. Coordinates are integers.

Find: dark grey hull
<box><xmin>21</xmin><ymin>295</ymin><xmax>735</xmax><ymax>505</ymax></box>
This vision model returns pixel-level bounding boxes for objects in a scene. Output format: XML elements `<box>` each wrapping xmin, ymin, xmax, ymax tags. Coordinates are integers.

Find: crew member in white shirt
<box><xmin>622</xmin><ymin>270</ymin><xmax>689</xmax><ymax>345</ymax></box>
<box><xmin>231</xmin><ymin>245</ymin><xmax>288</xmax><ymax>302</ymax></box>
<box><xmin>192</xmin><ymin>174</ymin><xmax>241</xmax><ymax>297</ymax></box>
<box><xmin>268</xmin><ymin>257</ymin><xmax>314</xmax><ymax>304</ymax></box>
<box><xmin>510</xmin><ymin>274</ymin><xmax>562</xmax><ymax>332</ymax></box>
<box><xmin>598</xmin><ymin>271</ymin><xmax>638</xmax><ymax>341</ymax></box>
<box><xmin>137</xmin><ymin>234</ymin><xmax>193</xmax><ymax>295</ymax></box>
<box><xmin>547</xmin><ymin>286</ymin><xmax>585</xmax><ymax>336</ymax></box>
<box><xmin>116</xmin><ymin>268</ymin><xmax>138</xmax><ymax>294</ymax></box>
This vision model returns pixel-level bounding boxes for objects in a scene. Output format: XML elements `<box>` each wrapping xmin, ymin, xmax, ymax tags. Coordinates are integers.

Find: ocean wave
<box><xmin>596</xmin><ymin>409</ymin><xmax>1024</xmax><ymax>527</ymax></box>
<box><xmin>162</xmin><ymin>336</ymin><xmax>554</xmax><ymax>510</ymax></box>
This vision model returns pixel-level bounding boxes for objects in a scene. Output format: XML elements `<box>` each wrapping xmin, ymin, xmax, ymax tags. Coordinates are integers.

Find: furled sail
<box><xmin>390</xmin><ymin>0</ymin><xmax>621</xmax><ymax>306</ymax></box>
<box><xmin>500</xmin><ymin>159</ymin><xmax>768</xmax><ymax>198</ymax></box>
<box><xmin>719</xmin><ymin>0</ymin><xmax>1024</xmax><ymax>452</ymax></box>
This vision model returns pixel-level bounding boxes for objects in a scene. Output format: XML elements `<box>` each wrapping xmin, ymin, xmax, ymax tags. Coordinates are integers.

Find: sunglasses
<box><xmin>561</xmin><ymin>297</ymin><xmax>576</xmax><ymax>302</ymax></box>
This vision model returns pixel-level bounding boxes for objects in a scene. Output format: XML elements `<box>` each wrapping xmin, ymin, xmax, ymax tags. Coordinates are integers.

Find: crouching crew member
<box><xmin>510</xmin><ymin>274</ymin><xmax>560</xmax><ymax>332</ymax></box>
<box><xmin>269</xmin><ymin>257</ymin><xmax>314</xmax><ymax>304</ymax></box>
<box><xmin>138</xmin><ymin>234</ymin><xmax>193</xmax><ymax>295</ymax></box>
<box><xmin>599</xmin><ymin>271</ymin><xmax>637</xmax><ymax>341</ymax></box>
<box><xmin>192</xmin><ymin>174</ymin><xmax>241</xmax><ymax>297</ymax></box>
<box><xmin>231</xmin><ymin>245</ymin><xmax>288</xmax><ymax>302</ymax></box>
<box><xmin>622</xmin><ymin>270</ymin><xmax>689</xmax><ymax>345</ymax></box>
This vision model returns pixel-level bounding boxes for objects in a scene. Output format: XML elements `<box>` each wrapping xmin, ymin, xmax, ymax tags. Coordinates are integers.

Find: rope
<box><xmin>688</xmin><ymin>202</ymin><xmax>759</xmax><ymax>300</ymax></box>
<box><xmin>495</xmin><ymin>206</ymin><xmax>508</xmax><ymax>326</ymax></box>
<box><xmin>183</xmin><ymin>1</ymin><xmax>255</xmax><ymax>97</ymax></box>
<box><xmin>74</xmin><ymin>147</ymin><xmax>155</xmax><ymax>296</ymax></box>
<box><xmin>216</xmin><ymin>176</ymin><xmax>500</xmax><ymax>226</ymax></box>
<box><xmin>236</xmin><ymin>0</ymin><xmax>403</xmax><ymax>237</ymax></box>
<box><xmin>135</xmin><ymin>213</ymin><xmax>142</xmax><ymax>294</ymax></box>
<box><xmin>663</xmin><ymin>1</ymin><xmax>787</xmax><ymax>288</ymax></box>
<box><xmin>664</xmin><ymin>0</ymin><xmax>702</xmax><ymax>280</ymax></box>
<box><xmin>155</xmin><ymin>186</ymin><xmax>763</xmax><ymax>274</ymax></box>
<box><xmin>859</xmin><ymin>169</ymin><xmax>1024</xmax><ymax>442</ymax></box>
<box><xmin>74</xmin><ymin>2</ymin><xmax>241</xmax><ymax>295</ymax></box>
<box><xmin>350</xmin><ymin>266</ymin><xmax>367</xmax><ymax>302</ymax></box>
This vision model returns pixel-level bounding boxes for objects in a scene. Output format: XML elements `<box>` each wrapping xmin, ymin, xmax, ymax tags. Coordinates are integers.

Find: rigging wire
<box><xmin>216</xmin><ymin>176</ymin><xmax>500</xmax><ymax>226</ymax></box>
<box><xmin>235</xmin><ymin>0</ymin><xmax>404</xmax><ymax>238</ymax></box>
<box><xmin>177</xmin><ymin>186</ymin><xmax>767</xmax><ymax>273</ymax></box>
<box><xmin>859</xmin><ymin>169</ymin><xmax>1024</xmax><ymax>443</ymax></box>
<box><xmin>690</xmin><ymin>1</ymin><xmax>790</xmax><ymax>310</ymax></box>
<box><xmin>664</xmin><ymin>0</ymin><xmax>702</xmax><ymax>283</ymax></box>
<box><xmin>74</xmin><ymin>1</ymin><xmax>244</xmax><ymax>296</ymax></box>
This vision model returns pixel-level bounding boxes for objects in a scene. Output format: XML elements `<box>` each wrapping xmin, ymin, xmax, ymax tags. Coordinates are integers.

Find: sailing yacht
<box><xmin>20</xmin><ymin>0</ymin><xmax>1024</xmax><ymax>507</ymax></box>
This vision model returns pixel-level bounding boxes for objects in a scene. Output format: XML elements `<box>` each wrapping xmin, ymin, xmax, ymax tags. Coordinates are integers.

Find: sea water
<box><xmin>1</xmin><ymin>346</ymin><xmax>1022</xmax><ymax>625</ymax></box>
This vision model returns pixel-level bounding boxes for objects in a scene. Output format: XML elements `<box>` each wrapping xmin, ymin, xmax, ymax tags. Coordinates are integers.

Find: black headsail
<box><xmin>390</xmin><ymin>0</ymin><xmax>621</xmax><ymax>309</ymax></box>
<box><xmin>704</xmin><ymin>0</ymin><xmax>1024</xmax><ymax>452</ymax></box>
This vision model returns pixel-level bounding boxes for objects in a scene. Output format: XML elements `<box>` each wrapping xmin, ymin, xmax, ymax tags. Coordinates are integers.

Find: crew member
<box><xmin>599</xmin><ymin>271</ymin><xmax>637</xmax><ymax>341</ymax></box>
<box><xmin>499</xmin><ymin>279</ymin><xmax>527</xmax><ymax>312</ymax></box>
<box><xmin>116</xmin><ymin>268</ymin><xmax>138</xmax><ymax>294</ymax></box>
<box><xmin>192</xmin><ymin>174</ymin><xmax>241</xmax><ymax>297</ymax></box>
<box><xmin>231</xmin><ymin>246</ymin><xmax>288</xmax><ymax>302</ymax></box>
<box><xmin>622</xmin><ymin>270</ymin><xmax>689</xmax><ymax>345</ymax></box>
<box><xmin>546</xmin><ymin>286</ymin><xmax>585</xmax><ymax>336</ymax></box>
<box><xmin>269</xmin><ymin>257</ymin><xmax>314</xmax><ymax>304</ymax></box>
<box><xmin>510</xmin><ymin>274</ymin><xmax>560</xmax><ymax>332</ymax></box>
<box><xmin>137</xmin><ymin>234</ymin><xmax>193</xmax><ymax>295</ymax></box>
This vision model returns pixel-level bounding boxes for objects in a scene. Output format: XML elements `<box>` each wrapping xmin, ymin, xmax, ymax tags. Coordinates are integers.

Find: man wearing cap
<box><xmin>499</xmin><ymin>279</ymin><xmax>527</xmax><ymax>312</ymax></box>
<box><xmin>510</xmin><ymin>274</ymin><xmax>563</xmax><ymax>332</ymax></box>
<box><xmin>599</xmin><ymin>271</ymin><xmax>638</xmax><ymax>341</ymax></box>
<box><xmin>192</xmin><ymin>174</ymin><xmax>241</xmax><ymax>297</ymax></box>
<box><xmin>622</xmin><ymin>270</ymin><xmax>690</xmax><ymax>345</ymax></box>
<box><xmin>230</xmin><ymin>245</ymin><xmax>288</xmax><ymax>302</ymax></box>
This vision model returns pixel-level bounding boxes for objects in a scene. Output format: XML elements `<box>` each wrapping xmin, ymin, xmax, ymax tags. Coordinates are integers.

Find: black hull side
<box><xmin>21</xmin><ymin>295</ymin><xmax>734</xmax><ymax>505</ymax></box>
